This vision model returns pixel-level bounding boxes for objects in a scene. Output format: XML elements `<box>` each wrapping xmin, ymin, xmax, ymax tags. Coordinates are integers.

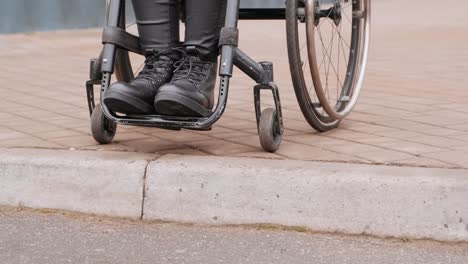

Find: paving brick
<box><xmin>283</xmin><ymin>119</ymin><xmax>317</xmax><ymax>133</ymax></box>
<box><xmin>231</xmin><ymin>151</ymin><xmax>285</xmax><ymax>160</ymax></box>
<box><xmin>353</xmin><ymin>149</ymin><xmax>414</xmax><ymax>164</ymax></box>
<box><xmin>392</xmin><ymin>157</ymin><xmax>457</xmax><ymax>169</ymax></box>
<box><xmin>341</xmin><ymin>122</ymin><xmax>398</xmax><ymax>134</ymax></box>
<box><xmin>450</xmin><ymin>124</ymin><xmax>468</xmax><ymax>132</ymax></box>
<box><xmin>372</xmin><ymin>130</ymin><xmax>426</xmax><ymax>141</ymax></box>
<box><xmin>422</xmin><ymin>151</ymin><xmax>468</xmax><ymax>168</ymax></box>
<box><xmin>80</xmin><ymin>143</ymin><xmax>137</xmax><ymax>152</ymax></box>
<box><xmin>48</xmin><ymin>135</ymin><xmax>99</xmax><ymax>149</ymax></box>
<box><xmin>216</xmin><ymin>117</ymin><xmax>257</xmax><ymax>130</ymax></box>
<box><xmin>119</xmin><ymin>138</ymin><xmax>186</xmax><ymax>153</ymax></box>
<box><xmin>410</xmin><ymin>127</ymin><xmax>467</xmax><ymax>137</ymax></box>
<box><xmin>374</xmin><ymin>141</ymin><xmax>446</xmax><ymax>155</ymax></box>
<box><xmin>156</xmin><ymin>148</ymin><xmax>208</xmax><ymax>156</ymax></box>
<box><xmin>185</xmin><ymin>139</ymin><xmax>258</xmax><ymax>156</ymax></box>
<box><xmin>276</xmin><ymin>141</ymin><xmax>369</xmax><ymax>163</ymax></box>
<box><xmin>450</xmin><ymin>145</ymin><xmax>468</xmax><ymax>152</ymax></box>
<box><xmin>36</xmin><ymin>130</ymin><xmax>85</xmax><ymax>140</ymax></box>
<box><xmin>0</xmin><ymin>129</ymin><xmax>30</xmax><ymax>141</ymax></box>
<box><xmin>406</xmin><ymin>135</ymin><xmax>468</xmax><ymax>148</ymax></box>
<box><xmin>347</xmin><ymin>135</ymin><xmax>399</xmax><ymax>145</ymax></box>
<box><xmin>113</xmin><ymin>132</ymin><xmax>153</xmax><ymax>142</ymax></box>
<box><xmin>287</xmin><ymin>134</ymin><xmax>347</xmax><ymax>148</ymax></box>
<box><xmin>320</xmin><ymin>129</ymin><xmax>378</xmax><ymax>141</ymax></box>
<box><xmin>322</xmin><ymin>142</ymin><xmax>387</xmax><ymax>156</ymax></box>
<box><xmin>209</xmin><ymin>131</ymin><xmax>256</xmax><ymax>140</ymax></box>
<box><xmin>191</xmin><ymin>126</ymin><xmax>235</xmax><ymax>136</ymax></box>
<box><xmin>151</xmin><ymin>131</ymin><xmax>213</xmax><ymax>143</ymax></box>
<box><xmin>0</xmin><ymin>137</ymin><xmax>64</xmax><ymax>149</ymax></box>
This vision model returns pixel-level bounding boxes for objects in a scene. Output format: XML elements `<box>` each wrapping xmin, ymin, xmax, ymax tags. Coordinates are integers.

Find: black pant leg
<box><xmin>183</xmin><ymin>0</ymin><xmax>226</xmax><ymax>60</ymax></box>
<box><xmin>131</xmin><ymin>0</ymin><xmax>180</xmax><ymax>52</ymax></box>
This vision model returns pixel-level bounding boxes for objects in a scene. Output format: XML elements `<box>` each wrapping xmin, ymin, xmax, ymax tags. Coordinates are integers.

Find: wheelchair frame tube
<box><xmin>234</xmin><ymin>48</ymin><xmax>270</xmax><ymax>84</ymax></box>
<box><xmin>101</xmin><ymin>0</ymin><xmax>123</xmax><ymax>74</ymax></box>
<box><xmin>219</xmin><ymin>0</ymin><xmax>239</xmax><ymax>77</ymax></box>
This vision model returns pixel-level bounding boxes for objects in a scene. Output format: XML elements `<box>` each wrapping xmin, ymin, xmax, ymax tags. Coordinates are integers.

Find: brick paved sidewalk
<box><xmin>0</xmin><ymin>0</ymin><xmax>467</xmax><ymax>169</ymax></box>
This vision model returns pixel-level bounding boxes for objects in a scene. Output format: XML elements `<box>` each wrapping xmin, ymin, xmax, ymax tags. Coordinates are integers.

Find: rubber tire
<box><xmin>91</xmin><ymin>104</ymin><xmax>117</xmax><ymax>144</ymax></box>
<box><xmin>286</xmin><ymin>0</ymin><xmax>340</xmax><ymax>132</ymax></box>
<box><xmin>259</xmin><ymin>108</ymin><xmax>282</xmax><ymax>153</ymax></box>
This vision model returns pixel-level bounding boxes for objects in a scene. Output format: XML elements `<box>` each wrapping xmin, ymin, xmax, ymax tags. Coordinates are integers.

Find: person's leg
<box><xmin>154</xmin><ymin>0</ymin><xmax>227</xmax><ymax>117</ymax></box>
<box><xmin>183</xmin><ymin>0</ymin><xmax>226</xmax><ymax>61</ymax></box>
<box><xmin>132</xmin><ymin>0</ymin><xmax>180</xmax><ymax>52</ymax></box>
<box><xmin>103</xmin><ymin>0</ymin><xmax>182</xmax><ymax>115</ymax></box>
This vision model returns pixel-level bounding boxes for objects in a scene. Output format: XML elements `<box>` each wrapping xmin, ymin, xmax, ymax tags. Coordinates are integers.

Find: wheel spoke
<box><xmin>317</xmin><ymin>19</ymin><xmax>331</xmax><ymax>71</ymax></box>
<box><xmin>324</xmin><ymin>18</ymin><xmax>351</xmax><ymax>49</ymax></box>
<box><xmin>325</xmin><ymin>25</ymin><xmax>336</xmax><ymax>102</ymax></box>
<box><xmin>317</xmin><ymin>26</ymin><xmax>332</xmax><ymax>99</ymax></box>
<box><xmin>317</xmin><ymin>27</ymin><xmax>332</xmax><ymax>71</ymax></box>
<box><xmin>342</xmin><ymin>9</ymin><xmax>353</xmax><ymax>24</ymax></box>
<box><xmin>339</xmin><ymin>38</ymin><xmax>349</xmax><ymax>67</ymax></box>
<box><xmin>317</xmin><ymin>26</ymin><xmax>327</xmax><ymax>70</ymax></box>
<box><xmin>302</xmin><ymin>53</ymin><xmax>309</xmax><ymax>70</ymax></box>
<box><xmin>342</xmin><ymin>2</ymin><xmax>352</xmax><ymax>10</ymax></box>
<box><xmin>317</xmin><ymin>26</ymin><xmax>344</xmax><ymax>91</ymax></box>
<box><xmin>300</xmin><ymin>39</ymin><xmax>308</xmax><ymax>52</ymax></box>
<box><xmin>337</xmin><ymin>21</ymin><xmax>341</xmax><ymax>101</ymax></box>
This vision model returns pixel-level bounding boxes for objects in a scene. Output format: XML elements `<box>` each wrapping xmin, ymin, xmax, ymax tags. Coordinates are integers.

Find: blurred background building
<box><xmin>0</xmin><ymin>0</ymin><xmax>285</xmax><ymax>34</ymax></box>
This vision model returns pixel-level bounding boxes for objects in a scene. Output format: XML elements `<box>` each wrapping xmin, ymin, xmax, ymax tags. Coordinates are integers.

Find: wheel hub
<box><xmin>314</xmin><ymin>1</ymin><xmax>343</xmax><ymax>26</ymax></box>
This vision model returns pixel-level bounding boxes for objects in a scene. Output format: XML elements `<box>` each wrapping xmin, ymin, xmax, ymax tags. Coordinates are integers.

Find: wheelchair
<box><xmin>86</xmin><ymin>0</ymin><xmax>371</xmax><ymax>152</ymax></box>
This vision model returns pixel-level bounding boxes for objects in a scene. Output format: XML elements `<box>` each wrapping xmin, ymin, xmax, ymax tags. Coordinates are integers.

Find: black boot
<box><xmin>103</xmin><ymin>49</ymin><xmax>180</xmax><ymax>114</ymax></box>
<box><xmin>154</xmin><ymin>47</ymin><xmax>217</xmax><ymax>117</ymax></box>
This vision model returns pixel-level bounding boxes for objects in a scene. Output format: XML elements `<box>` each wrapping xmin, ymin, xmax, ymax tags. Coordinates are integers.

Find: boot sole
<box><xmin>154</xmin><ymin>92</ymin><xmax>213</xmax><ymax>117</ymax></box>
<box><xmin>103</xmin><ymin>90</ymin><xmax>154</xmax><ymax>115</ymax></box>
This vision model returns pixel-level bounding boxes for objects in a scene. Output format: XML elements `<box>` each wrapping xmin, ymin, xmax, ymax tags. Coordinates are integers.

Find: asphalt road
<box><xmin>0</xmin><ymin>206</ymin><xmax>467</xmax><ymax>264</ymax></box>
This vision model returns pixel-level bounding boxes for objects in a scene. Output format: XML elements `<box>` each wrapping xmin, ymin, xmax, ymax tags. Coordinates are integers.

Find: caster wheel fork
<box><xmin>254</xmin><ymin>83</ymin><xmax>284</xmax><ymax>153</ymax></box>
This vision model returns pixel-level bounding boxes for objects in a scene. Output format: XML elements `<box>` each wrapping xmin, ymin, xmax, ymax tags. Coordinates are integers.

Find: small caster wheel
<box><xmin>91</xmin><ymin>104</ymin><xmax>117</xmax><ymax>144</ymax></box>
<box><xmin>258</xmin><ymin>107</ymin><xmax>282</xmax><ymax>153</ymax></box>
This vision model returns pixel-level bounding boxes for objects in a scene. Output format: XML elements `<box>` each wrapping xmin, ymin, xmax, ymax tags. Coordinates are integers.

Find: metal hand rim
<box><xmin>305</xmin><ymin>0</ymin><xmax>370</xmax><ymax>120</ymax></box>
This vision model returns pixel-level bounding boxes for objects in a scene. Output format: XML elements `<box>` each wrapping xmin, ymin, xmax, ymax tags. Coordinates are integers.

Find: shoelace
<box><xmin>172</xmin><ymin>54</ymin><xmax>210</xmax><ymax>87</ymax></box>
<box><xmin>137</xmin><ymin>47</ymin><xmax>184</xmax><ymax>82</ymax></box>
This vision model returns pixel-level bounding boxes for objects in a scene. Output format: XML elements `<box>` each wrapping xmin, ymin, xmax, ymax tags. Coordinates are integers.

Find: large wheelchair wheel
<box><xmin>286</xmin><ymin>0</ymin><xmax>370</xmax><ymax>131</ymax></box>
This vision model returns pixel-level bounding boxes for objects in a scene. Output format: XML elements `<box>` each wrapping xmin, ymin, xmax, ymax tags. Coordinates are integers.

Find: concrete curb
<box><xmin>1</xmin><ymin>148</ymin><xmax>467</xmax><ymax>241</ymax></box>
<box><xmin>144</xmin><ymin>155</ymin><xmax>468</xmax><ymax>242</ymax></box>
<box><xmin>0</xmin><ymin>148</ymin><xmax>156</xmax><ymax>218</ymax></box>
